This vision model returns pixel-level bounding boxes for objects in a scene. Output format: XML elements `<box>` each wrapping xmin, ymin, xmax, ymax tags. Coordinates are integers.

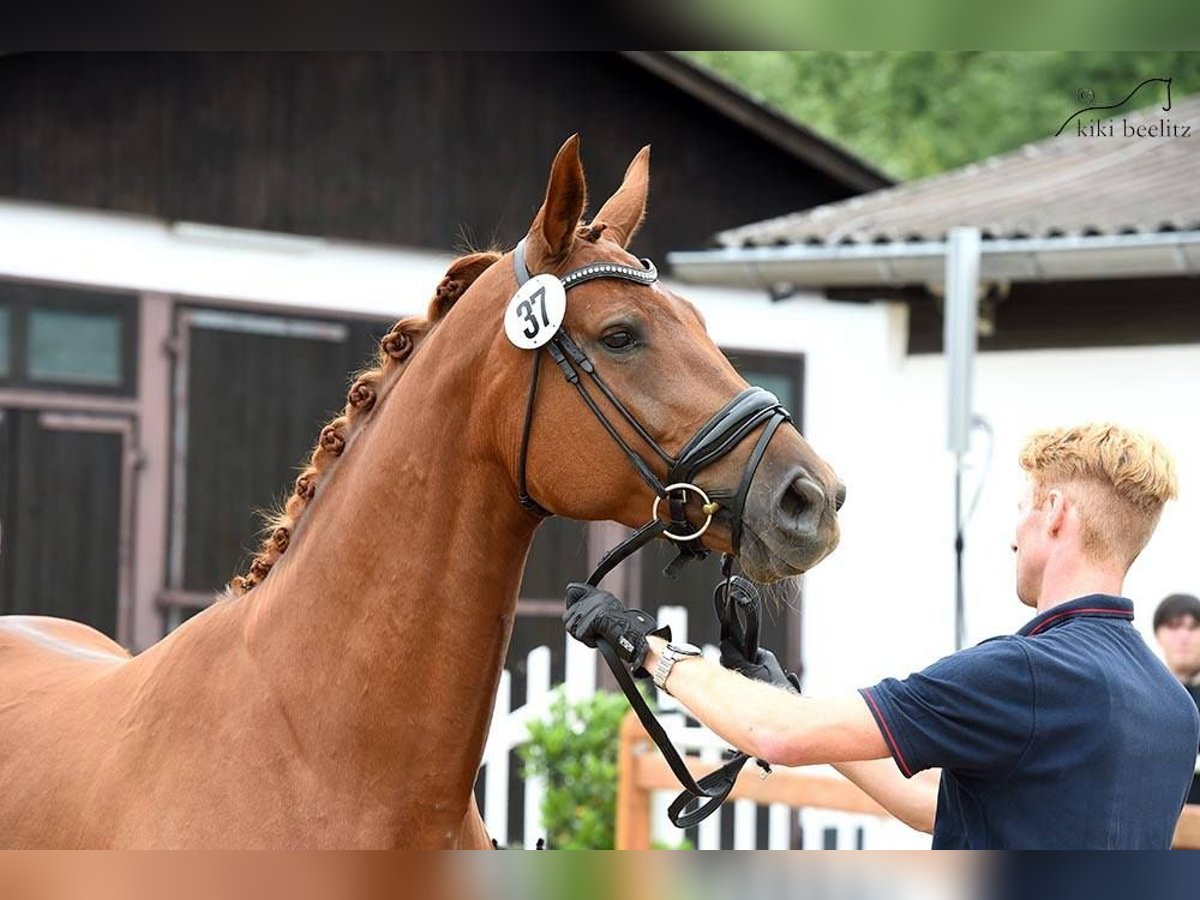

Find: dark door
<box><xmin>174</xmin><ymin>309</ymin><xmax>389</xmax><ymax>597</ymax></box>
<box><xmin>0</xmin><ymin>408</ymin><xmax>124</xmax><ymax>638</ymax></box>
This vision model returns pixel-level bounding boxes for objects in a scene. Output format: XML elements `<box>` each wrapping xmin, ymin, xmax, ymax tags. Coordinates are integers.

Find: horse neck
<box><xmin>239</xmin><ymin>348</ymin><xmax>536</xmax><ymax>824</ymax></box>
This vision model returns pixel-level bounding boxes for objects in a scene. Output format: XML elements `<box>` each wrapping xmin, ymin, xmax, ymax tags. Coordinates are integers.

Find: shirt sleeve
<box><xmin>859</xmin><ymin>638</ymin><xmax>1036</xmax><ymax>782</ymax></box>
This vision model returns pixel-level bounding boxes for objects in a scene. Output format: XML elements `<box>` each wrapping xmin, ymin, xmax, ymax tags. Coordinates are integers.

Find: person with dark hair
<box><xmin>566</xmin><ymin>422</ymin><xmax>1200</xmax><ymax>848</ymax></box>
<box><xmin>1153</xmin><ymin>593</ymin><xmax>1200</xmax><ymax>804</ymax></box>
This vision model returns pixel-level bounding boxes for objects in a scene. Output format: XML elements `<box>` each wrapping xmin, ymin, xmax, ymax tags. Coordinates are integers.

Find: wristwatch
<box><xmin>653</xmin><ymin>641</ymin><xmax>703</xmax><ymax>694</ymax></box>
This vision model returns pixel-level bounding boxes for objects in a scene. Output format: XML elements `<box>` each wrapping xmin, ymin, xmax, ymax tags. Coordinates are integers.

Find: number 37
<box><xmin>517</xmin><ymin>286</ymin><xmax>550</xmax><ymax>339</ymax></box>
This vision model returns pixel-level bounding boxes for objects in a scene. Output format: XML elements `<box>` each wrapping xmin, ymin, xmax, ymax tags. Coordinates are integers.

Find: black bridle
<box><xmin>513</xmin><ymin>239</ymin><xmax>790</xmax><ymax>570</ymax></box>
<box><xmin>511</xmin><ymin>238</ymin><xmax>791</xmax><ymax>826</ymax></box>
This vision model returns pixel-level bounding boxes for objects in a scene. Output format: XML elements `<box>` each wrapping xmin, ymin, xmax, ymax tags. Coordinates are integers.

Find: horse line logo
<box><xmin>1056</xmin><ymin>76</ymin><xmax>1190</xmax><ymax>139</ymax></box>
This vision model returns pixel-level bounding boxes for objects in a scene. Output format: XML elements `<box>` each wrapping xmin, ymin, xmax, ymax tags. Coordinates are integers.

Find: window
<box><xmin>0</xmin><ymin>281</ymin><xmax>136</xmax><ymax>394</ymax></box>
<box><xmin>721</xmin><ymin>349</ymin><xmax>805</xmax><ymax>412</ymax></box>
<box><xmin>28</xmin><ymin>308</ymin><xmax>124</xmax><ymax>387</ymax></box>
<box><xmin>743</xmin><ymin>371</ymin><xmax>795</xmax><ymax>410</ymax></box>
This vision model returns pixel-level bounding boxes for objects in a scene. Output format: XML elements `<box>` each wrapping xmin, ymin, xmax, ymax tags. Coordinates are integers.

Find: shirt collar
<box><xmin>1018</xmin><ymin>594</ymin><xmax>1134</xmax><ymax>637</ymax></box>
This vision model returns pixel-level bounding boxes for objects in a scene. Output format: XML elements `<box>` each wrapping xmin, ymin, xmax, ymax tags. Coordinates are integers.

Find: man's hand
<box><xmin>719</xmin><ymin>640</ymin><xmax>801</xmax><ymax>694</ymax></box>
<box><xmin>563</xmin><ymin>583</ymin><xmax>668</xmax><ymax>674</ymax></box>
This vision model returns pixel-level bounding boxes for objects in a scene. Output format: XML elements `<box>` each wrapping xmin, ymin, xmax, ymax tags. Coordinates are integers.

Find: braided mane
<box><xmin>228</xmin><ymin>250</ymin><xmax>502</xmax><ymax>595</ymax></box>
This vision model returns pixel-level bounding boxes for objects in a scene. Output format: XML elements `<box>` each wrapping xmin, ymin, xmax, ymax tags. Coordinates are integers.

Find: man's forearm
<box><xmin>643</xmin><ymin>636</ymin><xmax>889</xmax><ymax>766</ymax></box>
<box><xmin>834</xmin><ymin>759</ymin><xmax>939</xmax><ymax>834</ymax></box>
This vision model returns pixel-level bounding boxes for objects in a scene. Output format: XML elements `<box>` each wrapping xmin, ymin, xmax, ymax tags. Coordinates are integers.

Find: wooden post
<box><xmin>616</xmin><ymin>711</ymin><xmax>652</xmax><ymax>849</ymax></box>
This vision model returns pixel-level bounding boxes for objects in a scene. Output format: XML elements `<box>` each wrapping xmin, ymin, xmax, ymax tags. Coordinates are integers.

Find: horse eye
<box><xmin>601</xmin><ymin>330</ymin><xmax>637</xmax><ymax>351</ymax></box>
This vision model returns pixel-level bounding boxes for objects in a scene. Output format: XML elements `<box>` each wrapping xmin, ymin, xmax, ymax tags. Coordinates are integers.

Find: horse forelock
<box><xmin>577</xmin><ymin>222</ymin><xmax>607</xmax><ymax>243</ymax></box>
<box><xmin>228</xmin><ymin>250</ymin><xmax>503</xmax><ymax>596</ymax></box>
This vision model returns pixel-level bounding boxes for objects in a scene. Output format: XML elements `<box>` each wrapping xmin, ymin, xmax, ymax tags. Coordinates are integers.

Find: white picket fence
<box><xmin>478</xmin><ymin>605</ymin><xmax>927</xmax><ymax>849</ymax></box>
<box><xmin>477</xmin><ymin>618</ymin><xmax>596</xmax><ymax>848</ymax></box>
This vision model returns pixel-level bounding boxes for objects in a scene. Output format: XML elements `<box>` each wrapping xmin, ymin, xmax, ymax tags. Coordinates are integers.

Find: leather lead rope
<box><xmin>517</xmin><ymin>345</ymin><xmax>552</xmax><ymax>517</ymax></box>
<box><xmin>596</xmin><ymin>638</ymin><xmax>753</xmax><ymax>828</ymax></box>
<box><xmin>586</xmin><ymin>547</ymin><xmax>771</xmax><ymax>828</ymax></box>
<box><xmin>589</xmin><ymin>545</ymin><xmax>747</xmax><ymax>829</ymax></box>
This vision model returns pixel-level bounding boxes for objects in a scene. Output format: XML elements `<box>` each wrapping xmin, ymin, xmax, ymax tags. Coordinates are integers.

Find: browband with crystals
<box><xmin>512</xmin><ymin>238</ymin><xmax>658</xmax><ymax>290</ymax></box>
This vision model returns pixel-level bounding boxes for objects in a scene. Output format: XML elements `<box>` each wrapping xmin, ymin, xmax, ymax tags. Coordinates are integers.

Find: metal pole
<box><xmin>945</xmin><ymin>228</ymin><xmax>981</xmax><ymax>651</ymax></box>
<box><xmin>955</xmin><ymin>460</ymin><xmax>965</xmax><ymax>651</ymax></box>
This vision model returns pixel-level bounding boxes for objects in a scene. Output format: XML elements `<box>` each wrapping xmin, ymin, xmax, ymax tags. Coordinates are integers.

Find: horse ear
<box><xmin>591</xmin><ymin>145</ymin><xmax>650</xmax><ymax>248</ymax></box>
<box><xmin>525</xmin><ymin>134</ymin><xmax>587</xmax><ymax>268</ymax></box>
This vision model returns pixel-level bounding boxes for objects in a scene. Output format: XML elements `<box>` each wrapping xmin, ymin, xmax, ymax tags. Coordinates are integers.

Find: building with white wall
<box><xmin>671</xmin><ymin>95</ymin><xmax>1200</xmax><ymax>694</ymax></box>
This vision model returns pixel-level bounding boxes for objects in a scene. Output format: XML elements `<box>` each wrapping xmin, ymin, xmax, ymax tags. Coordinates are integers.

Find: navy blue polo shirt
<box><xmin>860</xmin><ymin>594</ymin><xmax>1200</xmax><ymax>849</ymax></box>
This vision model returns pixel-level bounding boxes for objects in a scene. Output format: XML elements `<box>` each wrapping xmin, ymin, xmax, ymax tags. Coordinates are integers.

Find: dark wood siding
<box><xmin>907</xmin><ymin>276</ymin><xmax>1200</xmax><ymax>354</ymax></box>
<box><xmin>0</xmin><ymin>52</ymin><xmax>857</xmax><ymax>266</ymax></box>
<box><xmin>0</xmin><ymin>409</ymin><xmax>122</xmax><ymax>637</ymax></box>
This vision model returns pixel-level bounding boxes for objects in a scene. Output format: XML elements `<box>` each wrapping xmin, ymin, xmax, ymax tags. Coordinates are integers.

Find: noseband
<box><xmin>512</xmin><ymin>238</ymin><xmax>791</xmax><ymax>581</ymax></box>
<box><xmin>511</xmin><ymin>238</ymin><xmax>793</xmax><ymax>827</ymax></box>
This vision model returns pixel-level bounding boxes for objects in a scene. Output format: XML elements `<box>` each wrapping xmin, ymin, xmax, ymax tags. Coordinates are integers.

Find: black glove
<box><xmin>719</xmin><ymin>640</ymin><xmax>801</xmax><ymax>695</ymax></box>
<box><xmin>563</xmin><ymin>583</ymin><xmax>670</xmax><ymax>675</ymax></box>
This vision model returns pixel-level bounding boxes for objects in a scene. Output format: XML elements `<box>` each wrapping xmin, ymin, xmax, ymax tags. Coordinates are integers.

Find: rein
<box><xmin>510</xmin><ymin>238</ymin><xmax>789</xmax><ymax>827</ymax></box>
<box><xmin>594</xmin><ymin>564</ymin><xmax>774</xmax><ymax>828</ymax></box>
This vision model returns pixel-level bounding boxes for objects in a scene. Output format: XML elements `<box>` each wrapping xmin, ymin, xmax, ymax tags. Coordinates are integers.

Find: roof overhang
<box><xmin>668</xmin><ymin>231</ymin><xmax>1200</xmax><ymax>292</ymax></box>
<box><xmin>0</xmin><ymin>198</ymin><xmax>451</xmax><ymax>318</ymax></box>
<box><xmin>620</xmin><ymin>52</ymin><xmax>891</xmax><ymax>194</ymax></box>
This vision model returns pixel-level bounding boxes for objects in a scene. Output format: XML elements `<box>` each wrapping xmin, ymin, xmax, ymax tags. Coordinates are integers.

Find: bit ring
<box><xmin>653</xmin><ymin>482</ymin><xmax>719</xmax><ymax>542</ymax></box>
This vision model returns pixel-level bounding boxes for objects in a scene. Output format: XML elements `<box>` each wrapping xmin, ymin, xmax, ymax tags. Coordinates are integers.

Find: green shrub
<box><xmin>519</xmin><ymin>689</ymin><xmax>629</xmax><ymax>850</ymax></box>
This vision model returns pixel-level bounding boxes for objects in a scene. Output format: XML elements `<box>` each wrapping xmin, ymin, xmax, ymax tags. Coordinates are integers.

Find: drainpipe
<box><xmin>945</xmin><ymin>228</ymin><xmax>981</xmax><ymax>651</ymax></box>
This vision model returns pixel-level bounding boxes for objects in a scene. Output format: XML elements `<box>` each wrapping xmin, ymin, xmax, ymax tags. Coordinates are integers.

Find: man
<box><xmin>1153</xmin><ymin>593</ymin><xmax>1200</xmax><ymax>805</ymax></box>
<box><xmin>565</xmin><ymin>422</ymin><xmax>1200</xmax><ymax>848</ymax></box>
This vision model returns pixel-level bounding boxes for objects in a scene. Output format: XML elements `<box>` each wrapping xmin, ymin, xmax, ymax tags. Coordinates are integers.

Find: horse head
<box><xmin>459</xmin><ymin>135</ymin><xmax>844</xmax><ymax>581</ymax></box>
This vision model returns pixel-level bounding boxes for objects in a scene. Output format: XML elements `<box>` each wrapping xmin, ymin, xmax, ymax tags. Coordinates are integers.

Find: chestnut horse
<box><xmin>0</xmin><ymin>137</ymin><xmax>843</xmax><ymax>848</ymax></box>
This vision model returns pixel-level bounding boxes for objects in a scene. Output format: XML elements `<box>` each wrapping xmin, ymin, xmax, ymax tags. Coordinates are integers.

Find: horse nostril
<box><xmin>780</xmin><ymin>474</ymin><xmax>827</xmax><ymax>524</ymax></box>
<box><xmin>834</xmin><ymin>482</ymin><xmax>847</xmax><ymax>511</ymax></box>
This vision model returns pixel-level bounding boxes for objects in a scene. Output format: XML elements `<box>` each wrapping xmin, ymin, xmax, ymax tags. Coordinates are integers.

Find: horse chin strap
<box><xmin>511</xmin><ymin>238</ymin><xmax>794</xmax><ymax>828</ymax></box>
